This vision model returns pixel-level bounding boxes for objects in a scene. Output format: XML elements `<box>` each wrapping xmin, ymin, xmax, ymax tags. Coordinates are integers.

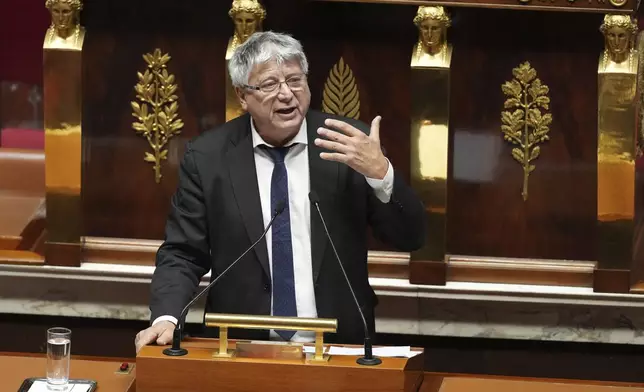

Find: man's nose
<box><xmin>276</xmin><ymin>82</ymin><xmax>294</xmax><ymax>99</ymax></box>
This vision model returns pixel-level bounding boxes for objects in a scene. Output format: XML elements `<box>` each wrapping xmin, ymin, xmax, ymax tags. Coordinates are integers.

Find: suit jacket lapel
<box><xmin>227</xmin><ymin>116</ymin><xmax>271</xmax><ymax>278</ymax></box>
<box><xmin>307</xmin><ymin>111</ymin><xmax>339</xmax><ymax>282</ymax></box>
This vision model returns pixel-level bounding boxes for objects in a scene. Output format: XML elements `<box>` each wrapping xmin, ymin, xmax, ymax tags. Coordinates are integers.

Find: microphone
<box><xmin>163</xmin><ymin>200</ymin><xmax>287</xmax><ymax>356</ymax></box>
<box><xmin>308</xmin><ymin>191</ymin><xmax>382</xmax><ymax>366</ymax></box>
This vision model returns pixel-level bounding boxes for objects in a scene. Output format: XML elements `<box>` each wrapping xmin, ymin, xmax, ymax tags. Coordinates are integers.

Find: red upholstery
<box><xmin>0</xmin><ymin>0</ymin><xmax>49</xmax><ymax>86</ymax></box>
<box><xmin>0</xmin><ymin>128</ymin><xmax>44</xmax><ymax>150</ymax></box>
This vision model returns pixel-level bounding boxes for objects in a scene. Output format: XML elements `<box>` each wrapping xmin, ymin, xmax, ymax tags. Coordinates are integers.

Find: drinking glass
<box><xmin>46</xmin><ymin>327</ymin><xmax>71</xmax><ymax>390</ymax></box>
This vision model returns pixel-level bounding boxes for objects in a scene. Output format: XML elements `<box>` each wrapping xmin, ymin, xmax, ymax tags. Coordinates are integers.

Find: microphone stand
<box><xmin>309</xmin><ymin>192</ymin><xmax>382</xmax><ymax>366</ymax></box>
<box><xmin>163</xmin><ymin>202</ymin><xmax>286</xmax><ymax>356</ymax></box>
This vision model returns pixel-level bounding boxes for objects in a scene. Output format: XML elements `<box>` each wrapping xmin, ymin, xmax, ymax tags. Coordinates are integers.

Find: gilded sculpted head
<box><xmin>413</xmin><ymin>6</ymin><xmax>451</xmax><ymax>55</ymax></box>
<box><xmin>229</xmin><ymin>0</ymin><xmax>266</xmax><ymax>44</ymax></box>
<box><xmin>600</xmin><ymin>14</ymin><xmax>638</xmax><ymax>64</ymax></box>
<box><xmin>45</xmin><ymin>0</ymin><xmax>82</xmax><ymax>39</ymax></box>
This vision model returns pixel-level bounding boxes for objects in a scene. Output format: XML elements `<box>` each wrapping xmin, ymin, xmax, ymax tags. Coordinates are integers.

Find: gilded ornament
<box><xmin>637</xmin><ymin>31</ymin><xmax>644</xmax><ymax>157</ymax></box>
<box><xmin>44</xmin><ymin>0</ymin><xmax>85</xmax><ymax>50</ymax></box>
<box><xmin>411</xmin><ymin>6</ymin><xmax>452</xmax><ymax>68</ymax></box>
<box><xmin>501</xmin><ymin>62</ymin><xmax>552</xmax><ymax>201</ymax></box>
<box><xmin>599</xmin><ymin>14</ymin><xmax>638</xmax><ymax>73</ymax></box>
<box><xmin>131</xmin><ymin>49</ymin><xmax>184</xmax><ymax>184</ymax></box>
<box><xmin>609</xmin><ymin>0</ymin><xmax>627</xmax><ymax>7</ymax></box>
<box><xmin>322</xmin><ymin>57</ymin><xmax>361</xmax><ymax>120</ymax></box>
<box><xmin>226</xmin><ymin>0</ymin><xmax>266</xmax><ymax>59</ymax></box>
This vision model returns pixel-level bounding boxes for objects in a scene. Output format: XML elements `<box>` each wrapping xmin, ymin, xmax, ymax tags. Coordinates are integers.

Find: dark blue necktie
<box><xmin>262</xmin><ymin>144</ymin><xmax>297</xmax><ymax>340</ymax></box>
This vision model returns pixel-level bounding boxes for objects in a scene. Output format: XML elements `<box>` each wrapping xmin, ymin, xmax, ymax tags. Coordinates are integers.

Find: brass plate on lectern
<box><xmin>205</xmin><ymin>313</ymin><xmax>337</xmax><ymax>362</ymax></box>
<box><xmin>235</xmin><ymin>340</ymin><xmax>304</xmax><ymax>360</ymax></box>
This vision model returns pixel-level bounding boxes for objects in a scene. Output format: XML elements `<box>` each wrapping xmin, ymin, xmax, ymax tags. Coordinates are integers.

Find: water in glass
<box><xmin>46</xmin><ymin>328</ymin><xmax>71</xmax><ymax>390</ymax></box>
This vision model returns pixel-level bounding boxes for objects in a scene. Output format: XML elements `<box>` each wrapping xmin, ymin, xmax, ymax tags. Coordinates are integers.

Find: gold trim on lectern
<box><xmin>204</xmin><ymin>313</ymin><xmax>337</xmax><ymax>362</ymax></box>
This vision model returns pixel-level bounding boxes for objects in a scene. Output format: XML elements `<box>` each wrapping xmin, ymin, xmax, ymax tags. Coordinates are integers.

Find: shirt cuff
<box><xmin>365</xmin><ymin>158</ymin><xmax>394</xmax><ymax>203</ymax></box>
<box><xmin>152</xmin><ymin>315</ymin><xmax>178</xmax><ymax>326</ymax></box>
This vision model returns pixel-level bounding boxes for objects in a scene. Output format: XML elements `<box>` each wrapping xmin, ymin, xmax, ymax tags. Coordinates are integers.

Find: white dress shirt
<box><xmin>153</xmin><ymin>116</ymin><xmax>395</xmax><ymax>343</ymax></box>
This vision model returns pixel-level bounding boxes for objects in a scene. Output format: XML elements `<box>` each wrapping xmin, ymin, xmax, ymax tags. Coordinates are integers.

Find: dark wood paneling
<box><xmin>80</xmin><ymin>2</ymin><xmax>610</xmax><ymax>266</ymax></box>
<box><xmin>282</xmin><ymin>4</ymin><xmax>607</xmax><ymax>262</ymax></box>
<box><xmin>594</xmin><ymin>268</ymin><xmax>630</xmax><ymax>293</ymax></box>
<box><xmin>45</xmin><ymin>242</ymin><xmax>81</xmax><ymax>267</ymax></box>
<box><xmin>630</xmin><ymin>161</ymin><xmax>644</xmax><ymax>285</ymax></box>
<box><xmin>274</xmin><ymin>1</ymin><xmax>418</xmax><ymax>252</ymax></box>
<box><xmin>81</xmin><ymin>0</ymin><xmax>230</xmax><ymax>239</ymax></box>
<box><xmin>446</xmin><ymin>9</ymin><xmax>601</xmax><ymax>261</ymax></box>
<box><xmin>81</xmin><ymin>0</ymin><xmax>418</xmax><ymax>243</ymax></box>
<box><xmin>268</xmin><ymin>1</ymin><xmax>416</xmax><ymax>185</ymax></box>
<box><xmin>410</xmin><ymin>260</ymin><xmax>446</xmax><ymax>285</ymax></box>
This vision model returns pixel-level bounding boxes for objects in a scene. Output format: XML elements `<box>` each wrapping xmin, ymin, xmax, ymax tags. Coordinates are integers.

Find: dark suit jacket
<box><xmin>150</xmin><ymin>109</ymin><xmax>427</xmax><ymax>344</ymax></box>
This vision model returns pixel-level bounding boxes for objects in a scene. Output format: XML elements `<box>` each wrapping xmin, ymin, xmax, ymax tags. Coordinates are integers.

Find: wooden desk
<box><xmin>1</xmin><ymin>352</ymin><xmax>135</xmax><ymax>392</ymax></box>
<box><xmin>421</xmin><ymin>373</ymin><xmax>644</xmax><ymax>392</ymax></box>
<box><xmin>6</xmin><ymin>350</ymin><xmax>644</xmax><ymax>392</ymax></box>
<box><xmin>136</xmin><ymin>339</ymin><xmax>424</xmax><ymax>391</ymax></box>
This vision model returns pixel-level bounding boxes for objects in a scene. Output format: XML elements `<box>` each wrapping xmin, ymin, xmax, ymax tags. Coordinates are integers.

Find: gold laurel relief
<box><xmin>501</xmin><ymin>61</ymin><xmax>552</xmax><ymax>201</ymax></box>
<box><xmin>131</xmin><ymin>49</ymin><xmax>184</xmax><ymax>184</ymax></box>
<box><xmin>609</xmin><ymin>0</ymin><xmax>627</xmax><ymax>7</ymax></box>
<box><xmin>322</xmin><ymin>57</ymin><xmax>360</xmax><ymax>120</ymax></box>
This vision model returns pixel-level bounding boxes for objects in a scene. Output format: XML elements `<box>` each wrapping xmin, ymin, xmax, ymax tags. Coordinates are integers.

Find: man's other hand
<box><xmin>315</xmin><ymin>116</ymin><xmax>389</xmax><ymax>180</ymax></box>
<box><xmin>135</xmin><ymin>320</ymin><xmax>175</xmax><ymax>353</ymax></box>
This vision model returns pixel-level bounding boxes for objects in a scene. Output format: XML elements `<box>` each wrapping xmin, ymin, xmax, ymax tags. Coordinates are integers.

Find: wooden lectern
<box><xmin>136</xmin><ymin>338</ymin><xmax>425</xmax><ymax>392</ymax></box>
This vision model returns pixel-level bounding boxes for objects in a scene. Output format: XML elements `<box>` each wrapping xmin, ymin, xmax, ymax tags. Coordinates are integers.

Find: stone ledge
<box><xmin>2</xmin><ymin>262</ymin><xmax>644</xmax><ymax>345</ymax></box>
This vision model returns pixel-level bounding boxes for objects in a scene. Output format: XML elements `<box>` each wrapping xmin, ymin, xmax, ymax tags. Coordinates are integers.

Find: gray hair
<box><xmin>228</xmin><ymin>31</ymin><xmax>309</xmax><ymax>88</ymax></box>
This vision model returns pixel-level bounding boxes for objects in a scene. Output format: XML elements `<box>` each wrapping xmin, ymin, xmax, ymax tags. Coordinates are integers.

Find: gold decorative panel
<box><xmin>131</xmin><ymin>49</ymin><xmax>184</xmax><ymax>184</ymax></box>
<box><xmin>322</xmin><ymin>57</ymin><xmax>360</xmax><ymax>120</ymax></box>
<box><xmin>501</xmin><ymin>61</ymin><xmax>552</xmax><ymax>201</ymax></box>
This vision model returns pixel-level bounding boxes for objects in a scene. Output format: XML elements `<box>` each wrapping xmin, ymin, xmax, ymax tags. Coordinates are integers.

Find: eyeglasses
<box><xmin>243</xmin><ymin>74</ymin><xmax>307</xmax><ymax>94</ymax></box>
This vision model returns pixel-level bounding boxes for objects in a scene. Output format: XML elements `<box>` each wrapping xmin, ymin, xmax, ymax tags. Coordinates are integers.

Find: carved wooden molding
<box><xmin>80</xmin><ymin>237</ymin><xmax>411</xmax><ymax>278</ymax></box>
<box><xmin>0</xmin><ymin>250</ymin><xmax>44</xmax><ymax>266</ymax></box>
<box><xmin>25</xmin><ymin>237</ymin><xmax>635</xmax><ymax>295</ymax></box>
<box><xmin>448</xmin><ymin>255</ymin><xmax>596</xmax><ymax>287</ymax></box>
<box><xmin>312</xmin><ymin>0</ymin><xmax>636</xmax><ymax>13</ymax></box>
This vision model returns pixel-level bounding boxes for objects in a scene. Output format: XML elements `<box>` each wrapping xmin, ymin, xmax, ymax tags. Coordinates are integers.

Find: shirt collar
<box><xmin>250</xmin><ymin>116</ymin><xmax>308</xmax><ymax>149</ymax></box>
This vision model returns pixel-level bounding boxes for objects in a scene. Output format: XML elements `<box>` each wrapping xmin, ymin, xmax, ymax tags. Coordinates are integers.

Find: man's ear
<box><xmin>235</xmin><ymin>87</ymin><xmax>248</xmax><ymax>111</ymax></box>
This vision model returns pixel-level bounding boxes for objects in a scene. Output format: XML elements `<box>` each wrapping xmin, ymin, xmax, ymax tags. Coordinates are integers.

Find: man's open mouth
<box><xmin>276</xmin><ymin>107</ymin><xmax>296</xmax><ymax>115</ymax></box>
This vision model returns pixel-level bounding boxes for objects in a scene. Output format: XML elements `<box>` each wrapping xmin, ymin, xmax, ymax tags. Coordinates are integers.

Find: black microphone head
<box><xmin>308</xmin><ymin>191</ymin><xmax>320</xmax><ymax>204</ymax></box>
<box><xmin>275</xmin><ymin>200</ymin><xmax>286</xmax><ymax>215</ymax></box>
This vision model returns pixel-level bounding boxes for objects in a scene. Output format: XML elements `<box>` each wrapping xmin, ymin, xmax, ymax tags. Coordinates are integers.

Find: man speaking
<box><xmin>135</xmin><ymin>31</ymin><xmax>427</xmax><ymax>352</ymax></box>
